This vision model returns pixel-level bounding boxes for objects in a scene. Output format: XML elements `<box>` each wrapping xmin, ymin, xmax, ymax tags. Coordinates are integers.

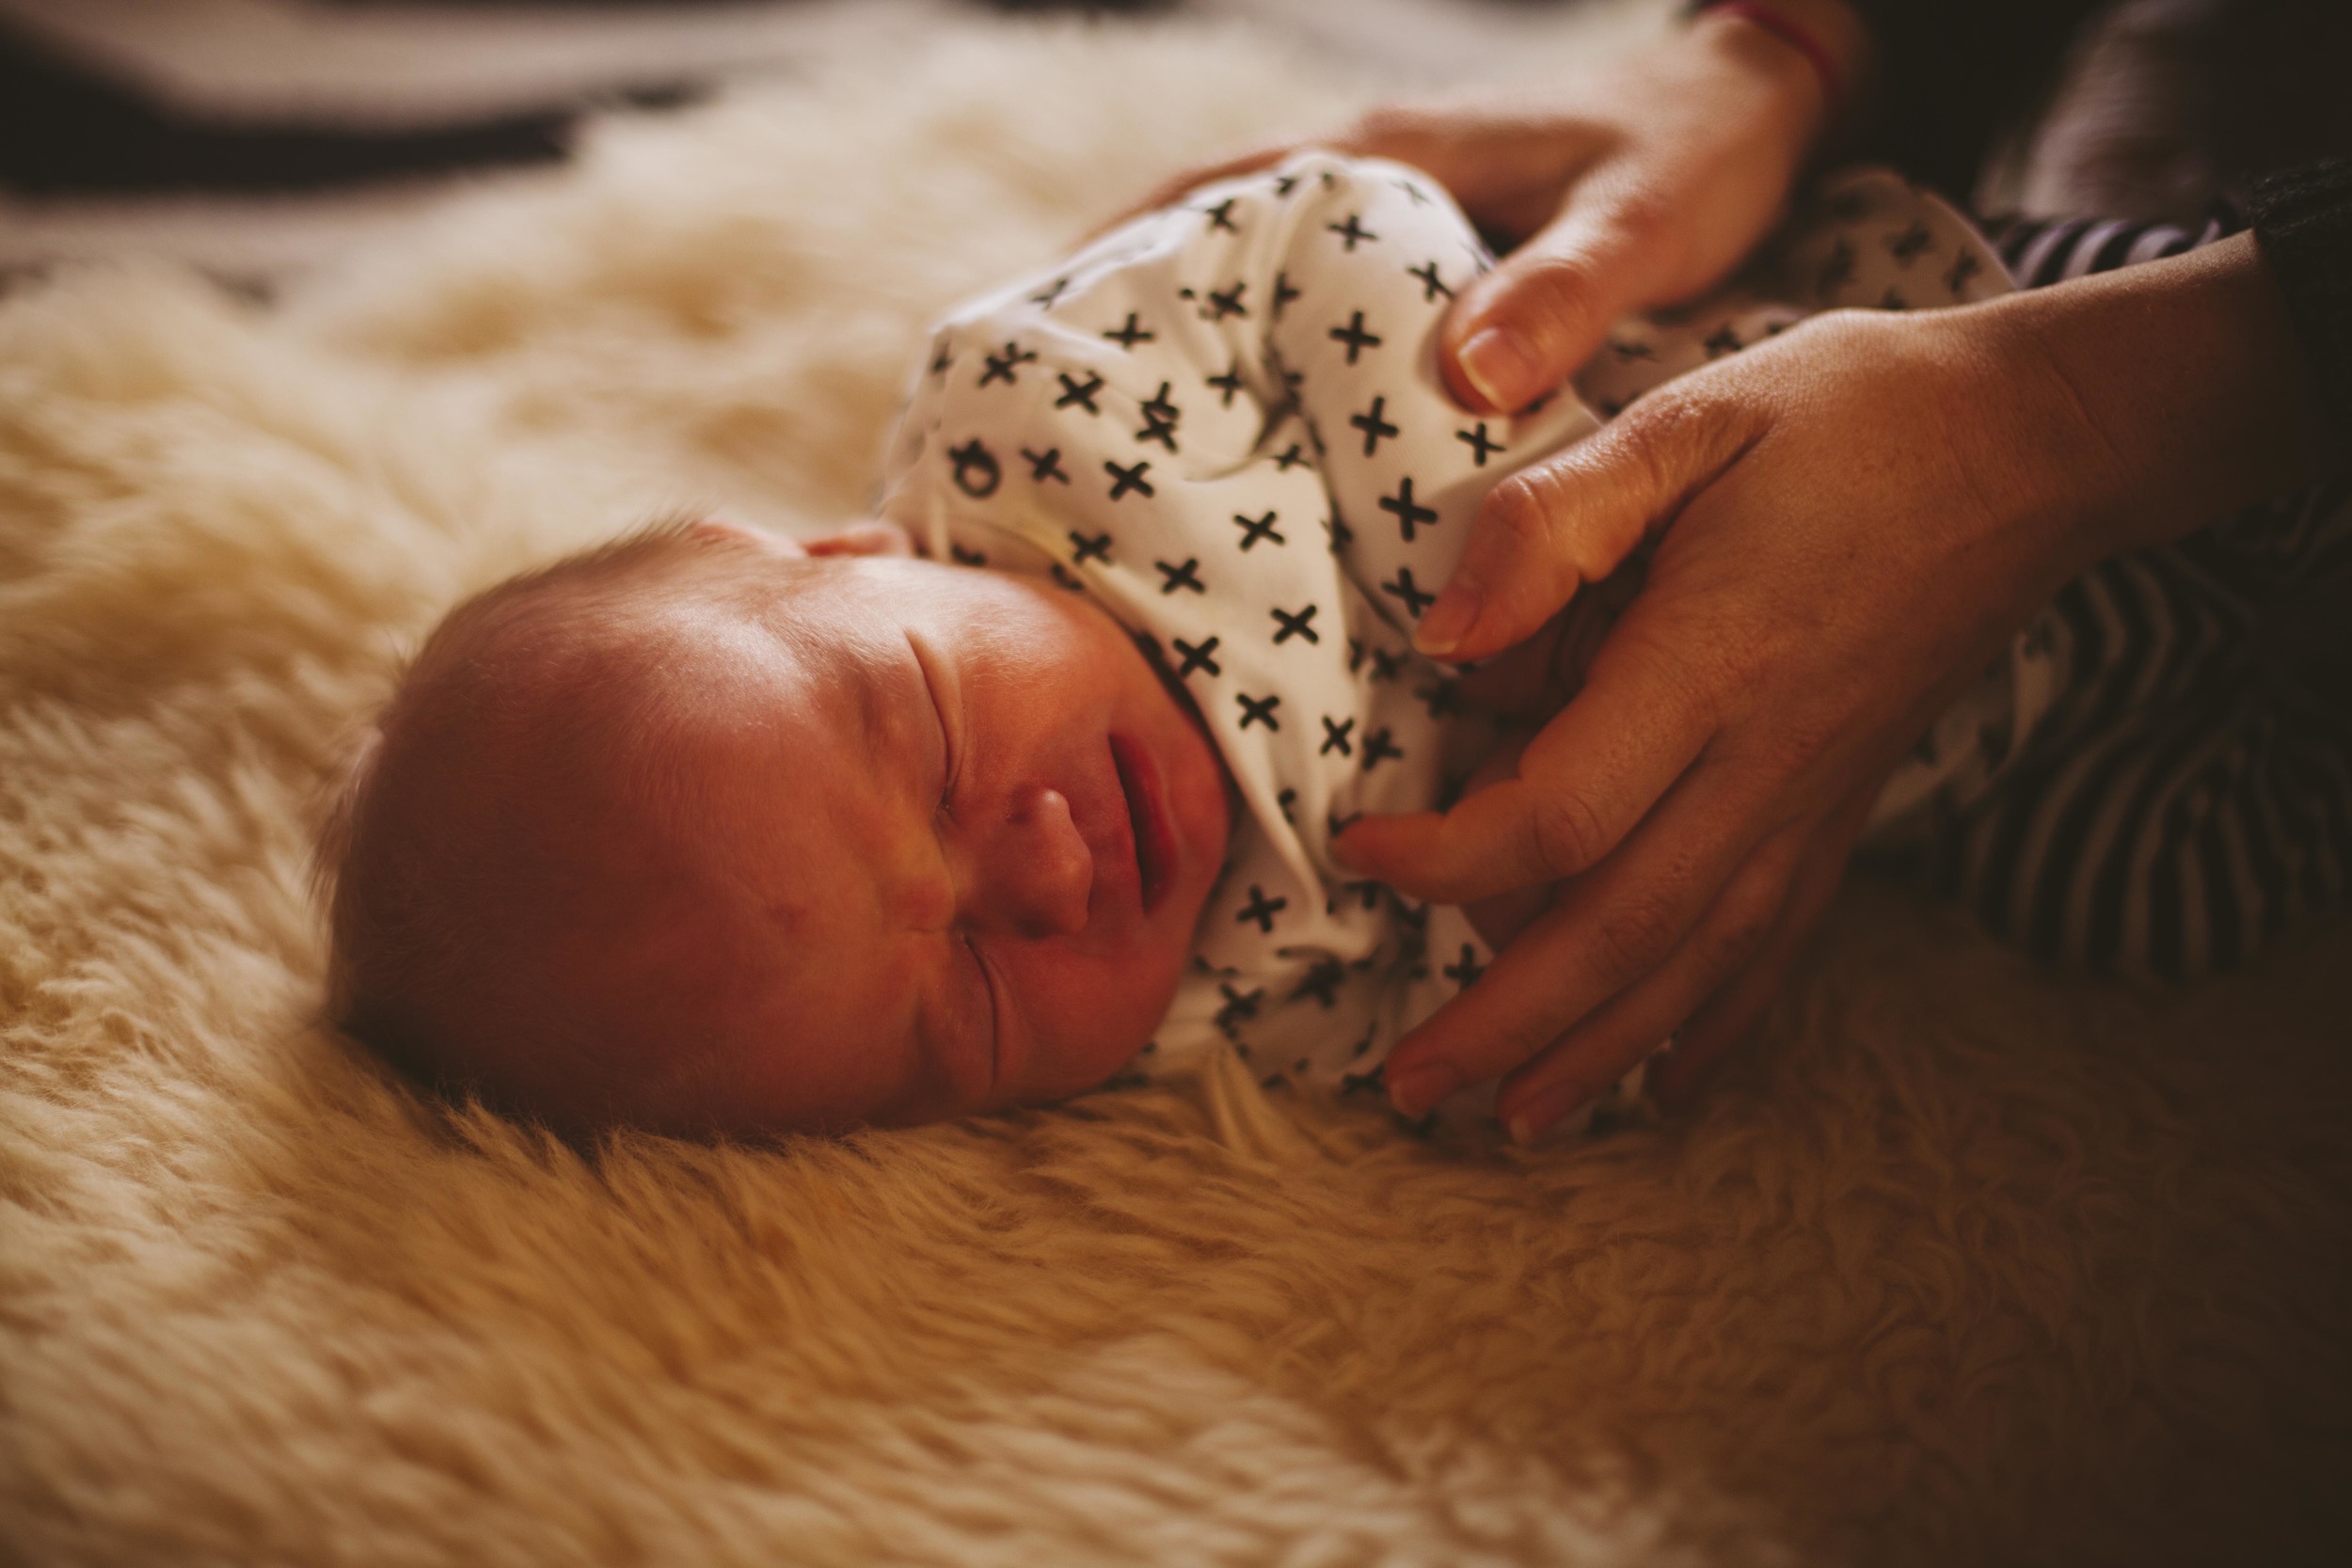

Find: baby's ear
<box><xmin>689</xmin><ymin>515</ymin><xmax>807</xmax><ymax>557</ymax></box>
<box><xmin>804</xmin><ymin>520</ymin><xmax>915</xmax><ymax>559</ymax></box>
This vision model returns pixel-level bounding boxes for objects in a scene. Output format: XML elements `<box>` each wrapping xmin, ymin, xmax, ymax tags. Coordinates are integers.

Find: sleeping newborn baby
<box><xmin>323</xmin><ymin>152</ymin><xmax>2021</xmax><ymax>1136</ymax></box>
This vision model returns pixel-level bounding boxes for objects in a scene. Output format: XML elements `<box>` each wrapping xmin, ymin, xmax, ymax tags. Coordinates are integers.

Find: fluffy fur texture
<box><xmin>3</xmin><ymin>13</ymin><xmax>2349</xmax><ymax>1565</ymax></box>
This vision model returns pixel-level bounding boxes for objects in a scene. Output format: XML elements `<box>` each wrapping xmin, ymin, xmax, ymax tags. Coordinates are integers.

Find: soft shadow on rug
<box><xmin>3</xmin><ymin>14</ymin><xmax>2348</xmax><ymax>1567</ymax></box>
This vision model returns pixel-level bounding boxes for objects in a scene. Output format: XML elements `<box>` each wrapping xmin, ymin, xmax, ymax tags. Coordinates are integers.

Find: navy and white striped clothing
<box><xmin>1893</xmin><ymin>206</ymin><xmax>2352</xmax><ymax>977</ymax></box>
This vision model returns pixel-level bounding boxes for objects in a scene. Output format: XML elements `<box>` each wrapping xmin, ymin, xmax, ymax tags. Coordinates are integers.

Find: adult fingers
<box><xmin>1336</xmin><ymin>610</ymin><xmax>1715</xmax><ymax>904</ymax></box>
<box><xmin>1646</xmin><ymin>774</ymin><xmax>1883</xmax><ymax>1107</ymax></box>
<box><xmin>1439</xmin><ymin>170</ymin><xmax>1683</xmax><ymax>414</ymax></box>
<box><xmin>1412</xmin><ymin>386</ymin><xmax>1756</xmax><ymax>663</ymax></box>
<box><xmin>1488</xmin><ymin>811</ymin><xmax>1813</xmax><ymax>1139</ymax></box>
<box><xmin>1376</xmin><ymin>750</ymin><xmax>1782</xmax><ymax>1115</ymax></box>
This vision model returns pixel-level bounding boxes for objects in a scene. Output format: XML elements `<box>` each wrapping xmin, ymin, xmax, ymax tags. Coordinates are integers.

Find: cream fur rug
<box><xmin>4</xmin><ymin>15</ymin><xmax>2349</xmax><ymax>1567</ymax></box>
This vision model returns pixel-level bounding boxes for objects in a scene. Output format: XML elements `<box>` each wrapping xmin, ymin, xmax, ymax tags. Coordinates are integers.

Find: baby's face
<box><xmin>606</xmin><ymin>527</ymin><xmax>1232</xmax><ymax>1132</ymax></box>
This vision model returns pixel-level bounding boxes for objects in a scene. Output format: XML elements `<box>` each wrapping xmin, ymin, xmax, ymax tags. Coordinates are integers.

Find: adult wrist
<box><xmin>1689</xmin><ymin>0</ymin><xmax>1874</xmax><ymax>154</ymax></box>
<box><xmin>1980</xmin><ymin>232</ymin><xmax>2310</xmax><ymax>565</ymax></box>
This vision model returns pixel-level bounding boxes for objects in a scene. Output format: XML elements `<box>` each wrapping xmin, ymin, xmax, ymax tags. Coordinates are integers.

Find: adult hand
<box><xmin>1337</xmin><ymin>233</ymin><xmax>2312</xmax><ymax>1140</ymax></box>
<box><xmin>1122</xmin><ymin>1</ymin><xmax>1870</xmax><ymax>411</ymax></box>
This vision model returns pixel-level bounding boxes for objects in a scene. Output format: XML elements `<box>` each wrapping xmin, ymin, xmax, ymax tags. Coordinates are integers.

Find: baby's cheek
<box><xmin>1015</xmin><ymin>946</ymin><xmax>1183</xmax><ymax>1102</ymax></box>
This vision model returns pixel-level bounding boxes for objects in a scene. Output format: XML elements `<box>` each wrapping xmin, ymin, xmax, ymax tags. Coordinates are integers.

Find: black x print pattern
<box><xmin>1885</xmin><ymin>221</ymin><xmax>1933</xmax><ymax>265</ymax></box>
<box><xmin>1270</xmin><ymin>603</ymin><xmax>1320</xmax><ymax>645</ymax></box>
<box><xmin>1320</xmin><ymin>715</ymin><xmax>1355</xmax><ymax>757</ymax></box>
<box><xmin>1202</xmin><ymin>281</ymin><xmax>1248</xmax><ymax>322</ymax></box>
<box><xmin>1455</xmin><ymin>422</ymin><xmax>1503</xmax><ymax>466</ymax></box>
<box><xmin>1215</xmin><ymin>982</ymin><xmax>1263</xmax><ymax>1037</ymax></box>
<box><xmin>1135</xmin><ymin>382</ymin><xmax>1183</xmax><ymax>452</ymax></box>
<box><xmin>1235</xmin><ymin>691</ymin><xmax>1280</xmax><ymax>731</ymax></box>
<box><xmin>1172</xmin><ymin>635</ymin><xmax>1221</xmax><ymax>678</ymax></box>
<box><xmin>1271</xmin><ymin>271</ymin><xmax>1302</xmax><ymax>322</ymax></box>
<box><xmin>1378</xmin><ymin>475</ymin><xmax>1437</xmax><ymax>542</ymax></box>
<box><xmin>1328</xmin><ymin>310</ymin><xmax>1382</xmax><ymax>364</ymax></box>
<box><xmin>1818</xmin><ymin>238</ymin><xmax>1857</xmax><ymax>293</ymax></box>
<box><xmin>1441</xmin><ymin>944</ymin><xmax>1485</xmax><ymax>988</ymax></box>
<box><xmin>1349</xmin><ymin>396</ymin><xmax>1399</xmax><ymax>456</ymax></box>
<box><xmin>1415</xmin><ymin>679</ymin><xmax>1459</xmax><ymax>720</ymax></box>
<box><xmin>1206</xmin><ymin>361</ymin><xmax>1248</xmax><ymax>407</ymax></box>
<box><xmin>1946</xmin><ymin>250</ymin><xmax>1981</xmax><ymax>294</ymax></box>
<box><xmin>1232</xmin><ymin>510</ymin><xmax>1284</xmax><ymax>549</ymax></box>
<box><xmin>1069</xmin><ymin>529</ymin><xmax>1112</xmax><ymax>566</ymax></box>
<box><xmin>1025</xmin><ymin>447</ymin><xmax>1069</xmax><ymax>484</ymax></box>
<box><xmin>1327</xmin><ymin>213</ymin><xmax>1377</xmax><ymax>251</ymax></box>
<box><xmin>1104</xmin><ymin>311</ymin><xmax>1155</xmax><ymax>350</ymax></box>
<box><xmin>1030</xmin><ymin>275</ymin><xmax>1072</xmax><ymax>309</ymax></box>
<box><xmin>978</xmin><ymin>341</ymin><xmax>1037</xmax><ymax>387</ymax></box>
<box><xmin>1381</xmin><ymin>568</ymin><xmax>1435</xmax><ymax>618</ymax></box>
<box><xmin>1293</xmin><ymin>958</ymin><xmax>1347</xmax><ymax>1009</ymax></box>
<box><xmin>1202</xmin><ymin>196</ymin><xmax>1240</xmax><ymax>234</ymax></box>
<box><xmin>1272</xmin><ymin>442</ymin><xmax>1310</xmax><ymax>471</ymax></box>
<box><xmin>1234</xmin><ymin>884</ymin><xmax>1288</xmax><ymax>933</ymax></box>
<box><xmin>1407</xmin><ymin>260</ymin><xmax>1452</xmax><ymax>302</ymax></box>
<box><xmin>1056</xmin><ymin>372</ymin><xmax>1104</xmax><ymax>413</ymax></box>
<box><xmin>1104</xmin><ymin>457</ymin><xmax>1154</xmax><ymax>500</ymax></box>
<box><xmin>1359</xmin><ymin>727</ymin><xmax>1404</xmax><ymax>772</ymax></box>
<box><xmin>1155</xmin><ymin>557</ymin><xmax>1205</xmax><ymax>594</ymax></box>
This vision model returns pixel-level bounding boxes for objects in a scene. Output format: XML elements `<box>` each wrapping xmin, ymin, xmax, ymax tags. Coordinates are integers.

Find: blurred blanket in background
<box><xmin>0</xmin><ymin>0</ymin><xmax>1607</xmax><ymax>292</ymax></box>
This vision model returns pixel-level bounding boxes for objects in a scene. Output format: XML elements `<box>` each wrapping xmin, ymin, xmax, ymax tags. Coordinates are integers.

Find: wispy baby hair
<box><xmin>315</xmin><ymin>514</ymin><xmax>750</xmax><ymax>1125</ymax></box>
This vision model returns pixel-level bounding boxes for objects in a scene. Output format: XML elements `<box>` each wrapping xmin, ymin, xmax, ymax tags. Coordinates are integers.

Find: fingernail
<box><xmin>1386</xmin><ymin>1063</ymin><xmax>1456</xmax><ymax>1118</ymax></box>
<box><xmin>1458</xmin><ymin>326</ymin><xmax>1540</xmax><ymax>413</ymax></box>
<box><xmin>1412</xmin><ymin>584</ymin><xmax>1481</xmax><ymax>658</ymax></box>
<box><xmin>1506</xmin><ymin>1086</ymin><xmax>1581</xmax><ymax>1146</ymax></box>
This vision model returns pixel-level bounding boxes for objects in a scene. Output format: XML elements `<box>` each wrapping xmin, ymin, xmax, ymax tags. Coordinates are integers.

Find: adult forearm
<box><xmin>1988</xmin><ymin>230</ymin><xmax>2310</xmax><ymax>565</ymax></box>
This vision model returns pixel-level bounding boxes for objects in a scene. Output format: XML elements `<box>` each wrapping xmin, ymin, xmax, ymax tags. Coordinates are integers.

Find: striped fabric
<box><xmin>1924</xmin><ymin>206</ymin><xmax>2352</xmax><ymax>976</ymax></box>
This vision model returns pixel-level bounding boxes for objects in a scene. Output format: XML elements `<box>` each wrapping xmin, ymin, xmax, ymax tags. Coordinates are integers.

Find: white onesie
<box><xmin>878</xmin><ymin>151</ymin><xmax>2018</xmax><ymax>1122</ymax></box>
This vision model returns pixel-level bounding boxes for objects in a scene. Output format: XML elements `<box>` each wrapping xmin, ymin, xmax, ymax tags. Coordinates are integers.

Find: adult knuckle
<box><xmin>1482</xmin><ymin>473</ymin><xmax>1562</xmax><ymax>555</ymax></box>
<box><xmin>1598</xmin><ymin>187</ymin><xmax>1677</xmax><ymax>259</ymax></box>
<box><xmin>1588</xmin><ymin>894</ymin><xmax>1681</xmax><ymax>984</ymax></box>
<box><xmin>1523</xmin><ymin>786</ymin><xmax>1611</xmax><ymax>878</ymax></box>
<box><xmin>1518</xmin><ymin>245</ymin><xmax>1604</xmax><ymax>302</ymax></box>
<box><xmin>1697</xmin><ymin>892</ymin><xmax>1775</xmax><ymax>981</ymax></box>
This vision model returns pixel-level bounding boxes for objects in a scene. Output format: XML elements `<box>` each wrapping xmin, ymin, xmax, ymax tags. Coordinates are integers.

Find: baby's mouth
<box><xmin>1108</xmin><ymin>734</ymin><xmax>1175</xmax><ymax>913</ymax></box>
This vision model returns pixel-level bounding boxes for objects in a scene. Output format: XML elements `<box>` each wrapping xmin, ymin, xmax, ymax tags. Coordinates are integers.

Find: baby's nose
<box><xmin>974</xmin><ymin>785</ymin><xmax>1093</xmax><ymax>939</ymax></box>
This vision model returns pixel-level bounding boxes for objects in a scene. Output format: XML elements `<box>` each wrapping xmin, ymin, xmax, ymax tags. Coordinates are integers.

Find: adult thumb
<box><xmin>1413</xmin><ymin>390</ymin><xmax>1748</xmax><ymax>663</ymax></box>
<box><xmin>1439</xmin><ymin>190</ymin><xmax>1668</xmax><ymax>415</ymax></box>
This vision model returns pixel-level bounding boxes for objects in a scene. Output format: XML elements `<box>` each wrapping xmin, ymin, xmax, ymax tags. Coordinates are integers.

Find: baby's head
<box><xmin>322</xmin><ymin>518</ymin><xmax>1232</xmax><ymax>1136</ymax></box>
